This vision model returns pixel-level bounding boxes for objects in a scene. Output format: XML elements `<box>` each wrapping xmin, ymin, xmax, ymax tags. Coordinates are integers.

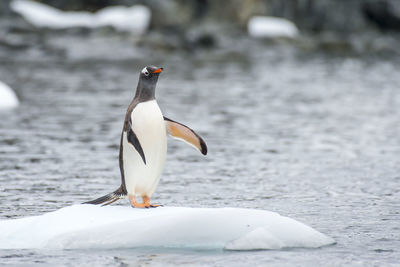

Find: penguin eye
<box><xmin>141</xmin><ymin>67</ymin><xmax>150</xmax><ymax>76</ymax></box>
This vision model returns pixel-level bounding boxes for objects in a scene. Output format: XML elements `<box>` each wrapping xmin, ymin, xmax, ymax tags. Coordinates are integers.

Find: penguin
<box><xmin>84</xmin><ymin>66</ymin><xmax>207</xmax><ymax>208</ymax></box>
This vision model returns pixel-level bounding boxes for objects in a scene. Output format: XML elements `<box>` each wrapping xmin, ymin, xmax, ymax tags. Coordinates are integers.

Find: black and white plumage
<box><xmin>84</xmin><ymin>66</ymin><xmax>207</xmax><ymax>208</ymax></box>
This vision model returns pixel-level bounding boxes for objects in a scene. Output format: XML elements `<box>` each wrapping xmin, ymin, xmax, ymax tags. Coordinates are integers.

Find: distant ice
<box><xmin>0</xmin><ymin>205</ymin><xmax>335</xmax><ymax>250</ymax></box>
<box><xmin>248</xmin><ymin>16</ymin><xmax>299</xmax><ymax>38</ymax></box>
<box><xmin>0</xmin><ymin>81</ymin><xmax>19</xmax><ymax>110</ymax></box>
<box><xmin>10</xmin><ymin>0</ymin><xmax>151</xmax><ymax>34</ymax></box>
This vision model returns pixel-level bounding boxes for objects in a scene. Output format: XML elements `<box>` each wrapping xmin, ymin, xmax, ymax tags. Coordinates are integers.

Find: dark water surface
<box><xmin>0</xmin><ymin>30</ymin><xmax>399</xmax><ymax>266</ymax></box>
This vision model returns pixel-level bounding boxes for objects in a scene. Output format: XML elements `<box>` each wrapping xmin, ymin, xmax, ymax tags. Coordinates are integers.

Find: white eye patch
<box><xmin>141</xmin><ymin>67</ymin><xmax>149</xmax><ymax>76</ymax></box>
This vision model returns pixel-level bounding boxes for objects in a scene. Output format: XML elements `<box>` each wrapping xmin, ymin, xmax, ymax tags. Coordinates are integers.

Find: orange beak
<box><xmin>152</xmin><ymin>68</ymin><xmax>163</xmax><ymax>74</ymax></box>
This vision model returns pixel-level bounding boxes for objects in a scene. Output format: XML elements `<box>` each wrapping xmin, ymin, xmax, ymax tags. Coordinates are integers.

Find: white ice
<box><xmin>0</xmin><ymin>81</ymin><xmax>19</xmax><ymax>110</ymax></box>
<box><xmin>10</xmin><ymin>0</ymin><xmax>151</xmax><ymax>34</ymax></box>
<box><xmin>248</xmin><ymin>16</ymin><xmax>299</xmax><ymax>38</ymax></box>
<box><xmin>0</xmin><ymin>205</ymin><xmax>335</xmax><ymax>250</ymax></box>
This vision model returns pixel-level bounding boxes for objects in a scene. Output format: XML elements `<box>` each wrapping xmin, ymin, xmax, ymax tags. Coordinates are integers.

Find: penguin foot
<box><xmin>148</xmin><ymin>204</ymin><xmax>163</xmax><ymax>208</ymax></box>
<box><xmin>132</xmin><ymin>203</ymin><xmax>147</xmax><ymax>208</ymax></box>
<box><xmin>129</xmin><ymin>195</ymin><xmax>162</xmax><ymax>208</ymax></box>
<box><xmin>129</xmin><ymin>195</ymin><xmax>146</xmax><ymax>208</ymax></box>
<box><xmin>143</xmin><ymin>196</ymin><xmax>162</xmax><ymax>208</ymax></box>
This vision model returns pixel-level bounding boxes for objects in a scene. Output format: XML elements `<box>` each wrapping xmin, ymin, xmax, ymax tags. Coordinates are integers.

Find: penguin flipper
<box><xmin>127</xmin><ymin>126</ymin><xmax>146</xmax><ymax>165</ymax></box>
<box><xmin>164</xmin><ymin>116</ymin><xmax>207</xmax><ymax>155</ymax></box>
<box><xmin>83</xmin><ymin>186</ymin><xmax>127</xmax><ymax>206</ymax></box>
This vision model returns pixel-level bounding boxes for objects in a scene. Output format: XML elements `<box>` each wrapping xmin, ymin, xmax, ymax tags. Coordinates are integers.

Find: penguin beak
<box><xmin>152</xmin><ymin>68</ymin><xmax>163</xmax><ymax>74</ymax></box>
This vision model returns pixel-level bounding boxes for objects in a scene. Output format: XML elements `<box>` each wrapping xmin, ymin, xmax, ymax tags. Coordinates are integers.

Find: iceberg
<box><xmin>10</xmin><ymin>0</ymin><xmax>151</xmax><ymax>34</ymax></box>
<box><xmin>248</xmin><ymin>16</ymin><xmax>299</xmax><ymax>38</ymax></box>
<box><xmin>0</xmin><ymin>81</ymin><xmax>19</xmax><ymax>110</ymax></box>
<box><xmin>0</xmin><ymin>205</ymin><xmax>335</xmax><ymax>250</ymax></box>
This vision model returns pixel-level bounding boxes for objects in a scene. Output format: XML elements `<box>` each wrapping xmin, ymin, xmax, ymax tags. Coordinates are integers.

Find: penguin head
<box><xmin>140</xmin><ymin>66</ymin><xmax>163</xmax><ymax>80</ymax></box>
<box><xmin>135</xmin><ymin>65</ymin><xmax>163</xmax><ymax>101</ymax></box>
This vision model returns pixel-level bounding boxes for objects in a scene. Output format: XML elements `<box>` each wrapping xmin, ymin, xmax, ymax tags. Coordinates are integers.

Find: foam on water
<box><xmin>0</xmin><ymin>205</ymin><xmax>334</xmax><ymax>250</ymax></box>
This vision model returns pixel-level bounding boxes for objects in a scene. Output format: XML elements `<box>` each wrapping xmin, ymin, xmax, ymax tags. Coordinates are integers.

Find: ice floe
<box><xmin>0</xmin><ymin>205</ymin><xmax>335</xmax><ymax>250</ymax></box>
<box><xmin>10</xmin><ymin>0</ymin><xmax>151</xmax><ymax>34</ymax></box>
<box><xmin>248</xmin><ymin>16</ymin><xmax>299</xmax><ymax>38</ymax></box>
<box><xmin>0</xmin><ymin>81</ymin><xmax>19</xmax><ymax>110</ymax></box>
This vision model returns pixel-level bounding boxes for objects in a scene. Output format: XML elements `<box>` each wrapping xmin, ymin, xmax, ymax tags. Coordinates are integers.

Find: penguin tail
<box><xmin>83</xmin><ymin>186</ymin><xmax>127</xmax><ymax>206</ymax></box>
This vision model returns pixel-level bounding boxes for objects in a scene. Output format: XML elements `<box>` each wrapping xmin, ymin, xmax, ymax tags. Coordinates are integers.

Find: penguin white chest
<box><xmin>123</xmin><ymin>100</ymin><xmax>167</xmax><ymax>197</ymax></box>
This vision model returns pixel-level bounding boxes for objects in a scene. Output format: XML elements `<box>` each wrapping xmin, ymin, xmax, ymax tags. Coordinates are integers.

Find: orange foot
<box><xmin>129</xmin><ymin>195</ymin><xmax>162</xmax><ymax>208</ymax></box>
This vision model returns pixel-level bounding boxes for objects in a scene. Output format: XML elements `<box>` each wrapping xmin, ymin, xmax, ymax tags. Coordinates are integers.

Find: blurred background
<box><xmin>0</xmin><ymin>0</ymin><xmax>399</xmax><ymax>266</ymax></box>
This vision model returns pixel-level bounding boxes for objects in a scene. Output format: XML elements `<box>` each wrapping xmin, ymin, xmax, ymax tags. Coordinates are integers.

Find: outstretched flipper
<box><xmin>164</xmin><ymin>116</ymin><xmax>207</xmax><ymax>155</ymax></box>
<box><xmin>83</xmin><ymin>186</ymin><xmax>127</xmax><ymax>206</ymax></box>
<box><xmin>127</xmin><ymin>120</ymin><xmax>146</xmax><ymax>165</ymax></box>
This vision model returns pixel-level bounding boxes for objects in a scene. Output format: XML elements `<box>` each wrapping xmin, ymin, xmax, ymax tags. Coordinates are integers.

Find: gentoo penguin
<box><xmin>84</xmin><ymin>66</ymin><xmax>207</xmax><ymax>208</ymax></box>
